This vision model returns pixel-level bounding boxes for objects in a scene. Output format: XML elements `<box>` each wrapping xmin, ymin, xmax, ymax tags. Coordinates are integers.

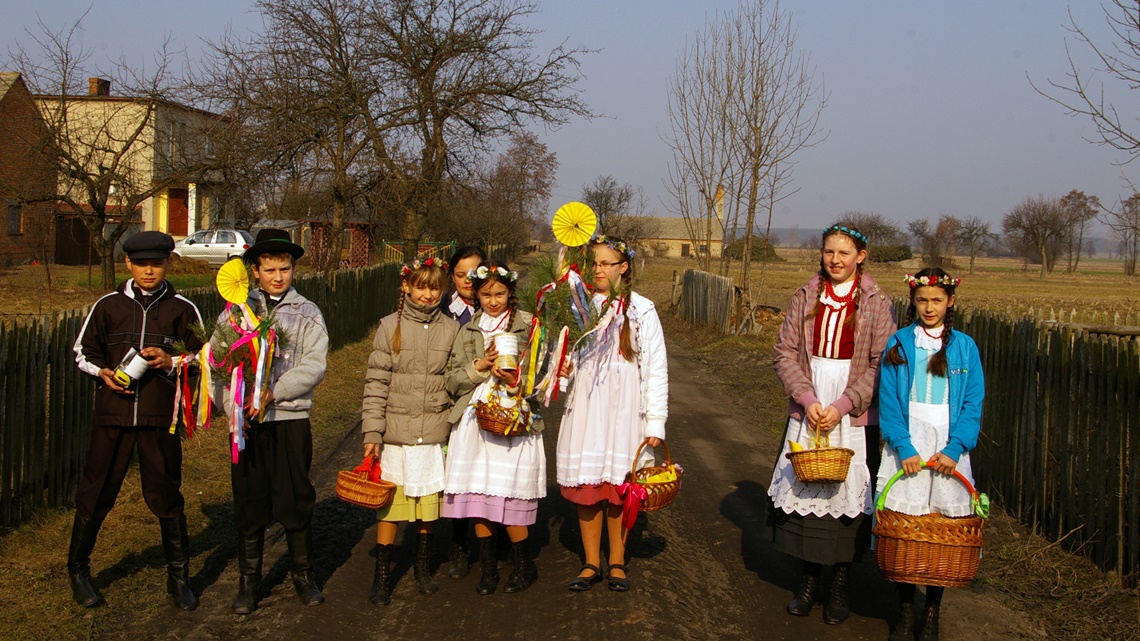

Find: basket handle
<box><xmin>875</xmin><ymin>459</ymin><xmax>989</xmax><ymax>518</ymax></box>
<box><xmin>353</xmin><ymin>456</ymin><xmax>381</xmax><ymax>483</ymax></box>
<box><xmin>810</xmin><ymin>423</ymin><xmax>830</xmax><ymax>449</ymax></box>
<box><xmin>629</xmin><ymin>438</ymin><xmax>672</xmax><ymax>478</ymax></box>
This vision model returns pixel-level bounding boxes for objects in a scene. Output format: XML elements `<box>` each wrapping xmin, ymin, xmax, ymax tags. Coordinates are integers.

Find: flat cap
<box><xmin>123</xmin><ymin>231</ymin><xmax>175</xmax><ymax>260</ymax></box>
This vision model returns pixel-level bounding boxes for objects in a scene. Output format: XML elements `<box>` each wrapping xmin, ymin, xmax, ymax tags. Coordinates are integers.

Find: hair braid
<box><xmin>506</xmin><ymin>291</ymin><xmax>519</xmax><ymax>332</ymax></box>
<box><xmin>392</xmin><ymin>292</ymin><xmax>405</xmax><ymax>355</ymax></box>
<box><xmin>810</xmin><ymin>264</ymin><xmax>828</xmax><ymax>318</ymax></box>
<box><xmin>928</xmin><ymin>305</ymin><xmax>954</xmax><ymax>376</ymax></box>
<box><xmin>844</xmin><ymin>263</ymin><xmax>863</xmax><ymax>327</ymax></box>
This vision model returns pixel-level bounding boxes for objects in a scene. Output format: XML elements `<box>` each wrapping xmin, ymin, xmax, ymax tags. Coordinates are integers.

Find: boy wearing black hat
<box><xmin>219</xmin><ymin>228</ymin><xmax>329</xmax><ymax>614</ymax></box>
<box><xmin>69</xmin><ymin>230</ymin><xmax>203</xmax><ymax>611</ymax></box>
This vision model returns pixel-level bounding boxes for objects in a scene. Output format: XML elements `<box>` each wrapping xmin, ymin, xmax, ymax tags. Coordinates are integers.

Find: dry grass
<box><xmin>0</xmin><ymin>334</ymin><xmax>373</xmax><ymax>641</ymax></box>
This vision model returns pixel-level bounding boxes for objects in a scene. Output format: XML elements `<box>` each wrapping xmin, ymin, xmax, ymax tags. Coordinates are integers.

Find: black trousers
<box><xmin>231</xmin><ymin>418</ymin><xmax>316</xmax><ymax>537</ymax></box>
<box><xmin>75</xmin><ymin>425</ymin><xmax>185</xmax><ymax>521</ymax></box>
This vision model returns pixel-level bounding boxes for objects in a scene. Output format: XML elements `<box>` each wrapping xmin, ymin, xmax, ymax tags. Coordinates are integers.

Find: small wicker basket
<box><xmin>626</xmin><ymin>440</ymin><xmax>682</xmax><ymax>512</ymax></box>
<box><xmin>873</xmin><ymin>464</ymin><xmax>986</xmax><ymax>588</ymax></box>
<box><xmin>475</xmin><ymin>385</ymin><xmax>531</xmax><ymax>437</ymax></box>
<box><xmin>335</xmin><ymin>457</ymin><xmax>396</xmax><ymax>509</ymax></box>
<box><xmin>785</xmin><ymin>427</ymin><xmax>854</xmax><ymax>483</ymax></box>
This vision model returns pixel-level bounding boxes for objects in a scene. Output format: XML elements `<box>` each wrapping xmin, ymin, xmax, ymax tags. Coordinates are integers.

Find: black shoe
<box><xmin>370</xmin><ymin>544</ymin><xmax>394</xmax><ymax>606</ymax></box>
<box><xmin>823</xmin><ymin>562</ymin><xmax>850</xmax><ymax>625</ymax></box>
<box><xmin>232</xmin><ymin>533</ymin><xmax>263</xmax><ymax>615</ymax></box>
<box><xmin>286</xmin><ymin>529</ymin><xmax>324</xmax><ymax>606</ymax></box>
<box><xmin>568</xmin><ymin>564</ymin><xmax>603</xmax><ymax>591</ymax></box>
<box><xmin>159</xmin><ymin>516</ymin><xmax>199</xmax><ymax>611</ymax></box>
<box><xmin>503</xmin><ymin>539</ymin><xmax>537</xmax><ymax>593</ymax></box>
<box><xmin>475</xmin><ymin>535</ymin><xmax>499</xmax><ymax>595</ymax></box>
<box><xmin>447</xmin><ymin>541</ymin><xmax>470</xmax><ymax>579</ymax></box>
<box><xmin>917</xmin><ymin>604</ymin><xmax>940</xmax><ymax>641</ymax></box>
<box><xmin>890</xmin><ymin>602</ymin><xmax>917</xmax><ymax>641</ymax></box>
<box><xmin>414</xmin><ymin>532</ymin><xmax>438</xmax><ymax>596</ymax></box>
<box><xmin>786</xmin><ymin>563</ymin><xmax>821</xmax><ymax>616</ymax></box>
<box><xmin>606</xmin><ymin>563</ymin><xmax>630</xmax><ymax>592</ymax></box>
<box><xmin>67</xmin><ymin>515</ymin><xmax>105</xmax><ymax>608</ymax></box>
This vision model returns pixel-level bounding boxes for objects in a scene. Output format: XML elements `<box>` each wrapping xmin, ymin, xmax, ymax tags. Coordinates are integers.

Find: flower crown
<box><xmin>825</xmin><ymin>224</ymin><xmax>869</xmax><ymax>246</ymax></box>
<box><xmin>593</xmin><ymin>234</ymin><xmax>634</xmax><ymax>260</ymax></box>
<box><xmin>400</xmin><ymin>256</ymin><xmax>448</xmax><ymax>279</ymax></box>
<box><xmin>905</xmin><ymin>273</ymin><xmax>961</xmax><ymax>288</ymax></box>
<box><xmin>468</xmin><ymin>265</ymin><xmax>519</xmax><ymax>282</ymax></box>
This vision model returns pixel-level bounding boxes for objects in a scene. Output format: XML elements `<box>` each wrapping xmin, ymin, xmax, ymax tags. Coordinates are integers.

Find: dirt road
<box><xmin>130</xmin><ymin>351</ymin><xmax>1039</xmax><ymax>641</ymax></box>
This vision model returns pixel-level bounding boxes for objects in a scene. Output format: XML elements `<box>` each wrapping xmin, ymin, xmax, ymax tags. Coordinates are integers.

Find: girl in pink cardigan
<box><xmin>768</xmin><ymin>224</ymin><xmax>896</xmax><ymax>626</ymax></box>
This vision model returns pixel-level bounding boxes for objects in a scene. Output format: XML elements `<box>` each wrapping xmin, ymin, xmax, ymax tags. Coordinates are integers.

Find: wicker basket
<box><xmin>785</xmin><ymin>443</ymin><xmax>855</xmax><ymax>484</ymax></box>
<box><xmin>475</xmin><ymin>385</ymin><xmax>531</xmax><ymax>437</ymax></box>
<box><xmin>873</xmin><ymin>464</ymin><xmax>986</xmax><ymax>588</ymax></box>
<box><xmin>335</xmin><ymin>457</ymin><xmax>396</xmax><ymax>509</ymax></box>
<box><xmin>626</xmin><ymin>440</ymin><xmax>682</xmax><ymax>512</ymax></box>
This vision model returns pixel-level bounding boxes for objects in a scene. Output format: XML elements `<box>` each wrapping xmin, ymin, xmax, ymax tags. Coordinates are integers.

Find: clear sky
<box><xmin>3</xmin><ymin>1</ymin><xmax>1132</xmax><ymax>232</ymax></box>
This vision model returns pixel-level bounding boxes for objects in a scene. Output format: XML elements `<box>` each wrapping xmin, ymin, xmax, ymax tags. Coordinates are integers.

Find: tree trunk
<box><xmin>1038</xmin><ymin>243</ymin><xmax>1048</xmax><ymax>280</ymax></box>
<box><xmin>969</xmin><ymin>249</ymin><xmax>977</xmax><ymax>273</ymax></box>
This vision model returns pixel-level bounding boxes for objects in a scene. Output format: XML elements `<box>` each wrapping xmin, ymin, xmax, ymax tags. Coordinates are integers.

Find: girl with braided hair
<box><xmin>877</xmin><ymin>268</ymin><xmax>984</xmax><ymax>641</ymax></box>
<box><xmin>361</xmin><ymin>258</ymin><xmax>458</xmax><ymax>605</ymax></box>
<box><xmin>442</xmin><ymin>261</ymin><xmax>546</xmax><ymax>595</ymax></box>
<box><xmin>769</xmin><ymin>224</ymin><xmax>896</xmax><ymax>625</ymax></box>
<box><xmin>556</xmin><ymin>236</ymin><xmax>669</xmax><ymax>593</ymax></box>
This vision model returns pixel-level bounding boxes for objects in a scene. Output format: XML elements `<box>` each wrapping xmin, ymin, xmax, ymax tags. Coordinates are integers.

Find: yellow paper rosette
<box><xmin>216</xmin><ymin>258</ymin><xmax>250</xmax><ymax>304</ymax></box>
<box><xmin>552</xmin><ymin>202</ymin><xmax>597</xmax><ymax>247</ymax></box>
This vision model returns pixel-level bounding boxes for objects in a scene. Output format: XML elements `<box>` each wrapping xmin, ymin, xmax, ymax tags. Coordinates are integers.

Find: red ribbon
<box><xmin>354</xmin><ymin>457</ymin><xmax>382</xmax><ymax>483</ymax></box>
<box><xmin>618</xmin><ymin>481</ymin><xmax>648</xmax><ymax>531</ymax></box>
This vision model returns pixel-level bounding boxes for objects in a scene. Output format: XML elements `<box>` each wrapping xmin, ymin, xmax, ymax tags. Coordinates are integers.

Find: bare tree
<box><xmin>1033</xmin><ymin>1</ymin><xmax>1140</xmax><ymax>161</ymax></box>
<box><xmin>836</xmin><ymin>210</ymin><xmax>906</xmax><ymax>246</ymax></box>
<box><xmin>8</xmin><ymin>17</ymin><xmax>219</xmax><ymax>289</ymax></box>
<box><xmin>1102</xmin><ymin>192</ymin><xmax>1140</xmax><ymax>275</ymax></box>
<box><xmin>954</xmin><ymin>215</ymin><xmax>997</xmax><ymax>273</ymax></box>
<box><xmin>1002</xmin><ymin>196</ymin><xmax>1067</xmax><ymax>279</ymax></box>
<box><xmin>579</xmin><ymin>175</ymin><xmax>660</xmax><ymax>251</ymax></box>
<box><xmin>1059</xmin><ymin>189</ymin><xmax>1101</xmax><ymax>272</ymax></box>
<box><xmin>908</xmin><ymin>215</ymin><xmax>961</xmax><ymax>268</ymax></box>
<box><xmin>664</xmin><ymin>0</ymin><xmax>825</xmax><ymax>284</ymax></box>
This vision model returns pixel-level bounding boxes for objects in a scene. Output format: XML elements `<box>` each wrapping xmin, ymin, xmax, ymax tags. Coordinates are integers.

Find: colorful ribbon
<box><xmin>618</xmin><ymin>481</ymin><xmax>648</xmax><ymax>531</ymax></box>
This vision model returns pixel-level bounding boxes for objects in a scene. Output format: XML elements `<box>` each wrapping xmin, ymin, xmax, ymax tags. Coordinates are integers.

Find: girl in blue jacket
<box><xmin>877</xmin><ymin>267</ymin><xmax>984</xmax><ymax>641</ymax></box>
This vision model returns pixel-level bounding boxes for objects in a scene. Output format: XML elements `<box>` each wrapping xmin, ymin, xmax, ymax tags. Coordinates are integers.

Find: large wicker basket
<box><xmin>335</xmin><ymin>457</ymin><xmax>396</xmax><ymax>509</ymax></box>
<box><xmin>873</xmin><ymin>464</ymin><xmax>987</xmax><ymax>588</ymax></box>
<box><xmin>626</xmin><ymin>440</ymin><xmax>682</xmax><ymax>512</ymax></box>
<box><xmin>475</xmin><ymin>385</ymin><xmax>531</xmax><ymax>437</ymax></box>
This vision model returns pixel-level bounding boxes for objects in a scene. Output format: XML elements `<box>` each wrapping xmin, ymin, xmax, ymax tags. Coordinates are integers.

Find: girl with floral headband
<box><xmin>361</xmin><ymin>257</ymin><xmax>458</xmax><ymax>605</ymax></box>
<box><xmin>442</xmin><ymin>260</ymin><xmax>545</xmax><ymax>595</ymax></box>
<box><xmin>877</xmin><ymin>267</ymin><xmax>984</xmax><ymax>641</ymax></box>
<box><xmin>769</xmin><ymin>223</ymin><xmax>896</xmax><ymax>625</ymax></box>
<box><xmin>556</xmin><ymin>235</ymin><xmax>669</xmax><ymax>592</ymax></box>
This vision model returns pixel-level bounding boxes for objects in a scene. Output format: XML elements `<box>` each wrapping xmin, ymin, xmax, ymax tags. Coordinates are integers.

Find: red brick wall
<box><xmin>0</xmin><ymin>74</ymin><xmax>57</xmax><ymax>264</ymax></box>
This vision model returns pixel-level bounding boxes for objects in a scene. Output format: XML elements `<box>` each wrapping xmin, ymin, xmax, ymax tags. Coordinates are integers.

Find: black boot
<box><xmin>503</xmin><ymin>538</ymin><xmax>538</xmax><ymax>593</ymax></box>
<box><xmin>786</xmin><ymin>561</ymin><xmax>820</xmax><ymax>616</ymax></box>
<box><xmin>67</xmin><ymin>515</ymin><xmax>104</xmax><ymax>608</ymax></box>
<box><xmin>414</xmin><ymin>532</ymin><xmax>438</xmax><ymax>595</ymax></box>
<box><xmin>475</xmin><ymin>535</ymin><xmax>499</xmax><ymax>595</ymax></box>
<box><xmin>286</xmin><ymin>529</ymin><xmax>324</xmax><ymax>606</ymax></box>
<box><xmin>890</xmin><ymin>602</ymin><xmax>917</xmax><ymax>641</ymax></box>
<box><xmin>159</xmin><ymin>516</ymin><xmax>199</xmax><ymax>611</ymax></box>
<box><xmin>232</xmin><ymin>532</ymin><xmax>263</xmax><ymax>615</ymax></box>
<box><xmin>917</xmin><ymin>604</ymin><xmax>940</xmax><ymax>641</ymax></box>
<box><xmin>447</xmin><ymin>520</ymin><xmax>470</xmax><ymax>579</ymax></box>
<box><xmin>370</xmin><ymin>544</ymin><xmax>394</xmax><ymax>606</ymax></box>
<box><xmin>823</xmin><ymin>562</ymin><xmax>850</xmax><ymax>624</ymax></box>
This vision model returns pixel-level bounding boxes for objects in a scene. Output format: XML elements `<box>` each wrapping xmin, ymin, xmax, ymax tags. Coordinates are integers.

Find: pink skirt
<box><xmin>442</xmin><ymin>492</ymin><xmax>538</xmax><ymax>526</ymax></box>
<box><xmin>560</xmin><ymin>482</ymin><xmax>623</xmax><ymax>507</ymax></box>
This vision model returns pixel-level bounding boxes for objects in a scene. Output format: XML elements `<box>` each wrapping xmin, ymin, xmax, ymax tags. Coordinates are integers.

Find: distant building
<box><xmin>640</xmin><ymin>216</ymin><xmax>725</xmax><ymax>259</ymax></box>
<box><xmin>0</xmin><ymin>72</ymin><xmax>56</xmax><ymax>264</ymax></box>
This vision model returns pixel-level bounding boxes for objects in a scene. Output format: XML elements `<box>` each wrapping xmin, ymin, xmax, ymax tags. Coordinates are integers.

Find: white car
<box><xmin>173</xmin><ymin>229</ymin><xmax>254</xmax><ymax>265</ymax></box>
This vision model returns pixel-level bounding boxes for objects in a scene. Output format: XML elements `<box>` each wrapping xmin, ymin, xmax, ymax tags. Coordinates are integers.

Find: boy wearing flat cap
<box><xmin>218</xmin><ymin>228</ymin><xmax>329</xmax><ymax>614</ymax></box>
<box><xmin>69</xmin><ymin>230</ymin><xmax>203</xmax><ymax>611</ymax></box>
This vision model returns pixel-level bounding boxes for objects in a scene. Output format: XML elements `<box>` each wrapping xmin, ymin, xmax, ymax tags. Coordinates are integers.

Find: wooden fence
<box><xmin>677</xmin><ymin>269</ymin><xmax>735</xmax><ymax>334</ymax></box>
<box><xmin>0</xmin><ymin>263</ymin><xmax>400</xmax><ymax>528</ymax></box>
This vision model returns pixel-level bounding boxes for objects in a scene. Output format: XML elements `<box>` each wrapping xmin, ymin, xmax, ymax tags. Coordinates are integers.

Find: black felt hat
<box><xmin>123</xmin><ymin>231</ymin><xmax>175</xmax><ymax>260</ymax></box>
<box><xmin>243</xmin><ymin>228</ymin><xmax>304</xmax><ymax>264</ymax></box>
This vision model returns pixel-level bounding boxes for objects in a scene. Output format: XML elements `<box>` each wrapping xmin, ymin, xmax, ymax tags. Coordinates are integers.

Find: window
<box><xmin>186</xmin><ymin>230</ymin><xmax>211</xmax><ymax>244</ymax></box>
<box><xmin>215</xmin><ymin>231</ymin><xmax>236</xmax><ymax>244</ymax></box>
<box><xmin>7</xmin><ymin>203</ymin><xmax>23</xmax><ymax>235</ymax></box>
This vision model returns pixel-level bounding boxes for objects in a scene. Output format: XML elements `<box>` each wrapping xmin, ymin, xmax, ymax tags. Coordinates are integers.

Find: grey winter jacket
<box><xmin>361</xmin><ymin>298</ymin><xmax>459</xmax><ymax>446</ymax></box>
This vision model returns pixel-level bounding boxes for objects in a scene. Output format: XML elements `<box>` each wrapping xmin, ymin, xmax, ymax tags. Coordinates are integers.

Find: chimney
<box><xmin>88</xmin><ymin>77</ymin><xmax>111</xmax><ymax>96</ymax></box>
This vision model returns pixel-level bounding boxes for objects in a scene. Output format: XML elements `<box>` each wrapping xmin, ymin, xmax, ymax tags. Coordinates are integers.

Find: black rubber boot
<box><xmin>447</xmin><ymin>520</ymin><xmax>470</xmax><ymax>579</ymax></box>
<box><xmin>159</xmin><ymin>516</ymin><xmax>199</xmax><ymax>611</ymax></box>
<box><xmin>475</xmin><ymin>535</ymin><xmax>499</xmax><ymax>595</ymax></box>
<box><xmin>286</xmin><ymin>529</ymin><xmax>324</xmax><ymax>606</ymax></box>
<box><xmin>503</xmin><ymin>538</ymin><xmax>538</xmax><ymax>593</ymax></box>
<box><xmin>414</xmin><ymin>532</ymin><xmax>438</xmax><ymax>595</ymax></box>
<box><xmin>232</xmin><ymin>532</ymin><xmax>263</xmax><ymax>615</ymax></box>
<box><xmin>786</xmin><ymin>561</ymin><xmax>820</xmax><ymax>616</ymax></box>
<box><xmin>890</xmin><ymin>602</ymin><xmax>917</xmax><ymax>641</ymax></box>
<box><xmin>67</xmin><ymin>515</ymin><xmax>104</xmax><ymax>608</ymax></box>
<box><xmin>917</xmin><ymin>604</ymin><xmax>940</xmax><ymax>641</ymax></box>
<box><xmin>823</xmin><ymin>562</ymin><xmax>850</xmax><ymax>624</ymax></box>
<box><xmin>370</xmin><ymin>544</ymin><xmax>394</xmax><ymax>606</ymax></box>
